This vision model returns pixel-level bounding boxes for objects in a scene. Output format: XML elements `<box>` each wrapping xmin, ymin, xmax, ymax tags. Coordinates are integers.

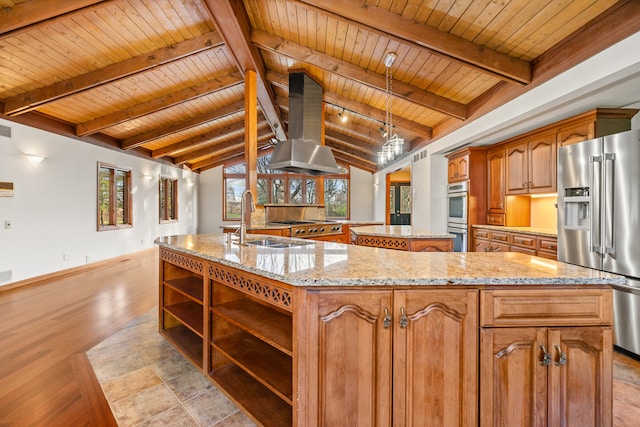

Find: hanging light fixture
<box><xmin>377</xmin><ymin>52</ymin><xmax>404</xmax><ymax>166</ymax></box>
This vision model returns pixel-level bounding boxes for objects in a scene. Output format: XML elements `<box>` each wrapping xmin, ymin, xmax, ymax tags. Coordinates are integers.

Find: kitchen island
<box><xmin>350</xmin><ymin>224</ymin><xmax>454</xmax><ymax>251</ymax></box>
<box><xmin>156</xmin><ymin>233</ymin><xmax>621</xmax><ymax>427</ymax></box>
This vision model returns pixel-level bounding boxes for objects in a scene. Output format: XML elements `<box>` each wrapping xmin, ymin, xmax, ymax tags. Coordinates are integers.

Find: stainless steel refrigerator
<box><xmin>558</xmin><ymin>129</ymin><xmax>640</xmax><ymax>357</ymax></box>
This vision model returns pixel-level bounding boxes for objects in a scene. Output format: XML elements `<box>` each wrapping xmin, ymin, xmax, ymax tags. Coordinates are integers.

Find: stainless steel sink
<box><xmin>245</xmin><ymin>238</ymin><xmax>312</xmax><ymax>248</ymax></box>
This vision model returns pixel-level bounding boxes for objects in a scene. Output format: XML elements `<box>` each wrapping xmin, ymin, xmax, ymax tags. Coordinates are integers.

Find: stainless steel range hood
<box><xmin>267</xmin><ymin>72</ymin><xmax>342</xmax><ymax>176</ymax></box>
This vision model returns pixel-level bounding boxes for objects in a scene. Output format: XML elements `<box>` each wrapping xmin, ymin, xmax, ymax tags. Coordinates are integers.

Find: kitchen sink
<box><xmin>245</xmin><ymin>238</ymin><xmax>313</xmax><ymax>248</ymax></box>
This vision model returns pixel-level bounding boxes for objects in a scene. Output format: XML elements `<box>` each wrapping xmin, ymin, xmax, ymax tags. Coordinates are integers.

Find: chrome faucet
<box><xmin>239</xmin><ymin>189</ymin><xmax>255</xmax><ymax>245</ymax></box>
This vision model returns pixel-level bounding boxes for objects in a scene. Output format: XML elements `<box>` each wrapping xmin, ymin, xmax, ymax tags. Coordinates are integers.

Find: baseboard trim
<box><xmin>0</xmin><ymin>247</ymin><xmax>158</xmax><ymax>293</ymax></box>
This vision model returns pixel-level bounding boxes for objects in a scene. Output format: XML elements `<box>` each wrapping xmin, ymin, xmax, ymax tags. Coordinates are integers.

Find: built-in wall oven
<box><xmin>447</xmin><ymin>181</ymin><xmax>469</xmax><ymax>252</ymax></box>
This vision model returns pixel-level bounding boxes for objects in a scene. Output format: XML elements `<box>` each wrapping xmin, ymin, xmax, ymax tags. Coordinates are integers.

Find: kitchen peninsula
<box><xmin>350</xmin><ymin>224</ymin><xmax>454</xmax><ymax>251</ymax></box>
<box><xmin>156</xmin><ymin>233</ymin><xmax>621</xmax><ymax>427</ymax></box>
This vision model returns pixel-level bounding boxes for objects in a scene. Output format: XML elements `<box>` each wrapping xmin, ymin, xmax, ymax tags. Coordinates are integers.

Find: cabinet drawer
<box><xmin>473</xmin><ymin>228</ymin><xmax>490</xmax><ymax>239</ymax></box>
<box><xmin>511</xmin><ymin>233</ymin><xmax>536</xmax><ymax>249</ymax></box>
<box><xmin>488</xmin><ymin>242</ymin><xmax>510</xmax><ymax>253</ymax></box>
<box><xmin>537</xmin><ymin>237</ymin><xmax>557</xmax><ymax>253</ymax></box>
<box><xmin>487</xmin><ymin>213</ymin><xmax>504</xmax><ymax>225</ymax></box>
<box><xmin>480</xmin><ymin>289</ymin><xmax>612</xmax><ymax>327</ymax></box>
<box><xmin>490</xmin><ymin>231</ymin><xmax>510</xmax><ymax>243</ymax></box>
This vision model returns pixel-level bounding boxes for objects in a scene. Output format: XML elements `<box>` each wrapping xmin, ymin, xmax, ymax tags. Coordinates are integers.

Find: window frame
<box><xmin>159</xmin><ymin>176</ymin><xmax>178</xmax><ymax>223</ymax></box>
<box><xmin>97</xmin><ymin>162</ymin><xmax>132</xmax><ymax>231</ymax></box>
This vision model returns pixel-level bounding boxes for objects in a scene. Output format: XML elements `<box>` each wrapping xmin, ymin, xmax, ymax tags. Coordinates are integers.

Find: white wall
<box><xmin>0</xmin><ymin>119</ymin><xmax>198</xmax><ymax>286</ymax></box>
<box><xmin>349</xmin><ymin>166</ymin><xmax>374</xmax><ymax>221</ymax></box>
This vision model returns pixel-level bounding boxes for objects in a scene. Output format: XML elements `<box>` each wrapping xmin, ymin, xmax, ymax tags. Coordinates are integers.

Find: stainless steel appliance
<box><xmin>558</xmin><ymin>129</ymin><xmax>640</xmax><ymax>357</ymax></box>
<box><xmin>264</xmin><ymin>204</ymin><xmax>343</xmax><ymax>239</ymax></box>
<box><xmin>447</xmin><ymin>181</ymin><xmax>468</xmax><ymax>251</ymax></box>
<box><xmin>269</xmin><ymin>220</ymin><xmax>343</xmax><ymax>238</ymax></box>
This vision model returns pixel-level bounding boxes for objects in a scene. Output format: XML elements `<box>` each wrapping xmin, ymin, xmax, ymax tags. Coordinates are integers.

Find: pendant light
<box><xmin>377</xmin><ymin>52</ymin><xmax>404</xmax><ymax>166</ymax></box>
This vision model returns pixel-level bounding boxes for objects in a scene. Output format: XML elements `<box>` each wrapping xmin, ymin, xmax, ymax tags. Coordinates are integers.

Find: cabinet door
<box><xmin>472</xmin><ymin>239</ymin><xmax>491</xmax><ymax>252</ymax></box>
<box><xmin>557</xmin><ymin>121</ymin><xmax>594</xmax><ymax>147</ymax></box>
<box><xmin>480</xmin><ymin>328</ymin><xmax>548</xmax><ymax>427</ymax></box>
<box><xmin>448</xmin><ymin>158</ymin><xmax>459</xmax><ymax>182</ymax></box>
<box><xmin>302</xmin><ymin>290</ymin><xmax>393</xmax><ymax>427</ymax></box>
<box><xmin>547</xmin><ymin>327</ymin><xmax>612</xmax><ymax>427</ymax></box>
<box><xmin>457</xmin><ymin>155</ymin><xmax>469</xmax><ymax>181</ymax></box>
<box><xmin>487</xmin><ymin>148</ymin><xmax>505</xmax><ymax>213</ymax></box>
<box><xmin>528</xmin><ymin>132</ymin><xmax>556</xmax><ymax>193</ymax></box>
<box><xmin>394</xmin><ymin>290</ymin><xmax>478</xmax><ymax>427</ymax></box>
<box><xmin>506</xmin><ymin>142</ymin><xmax>529</xmax><ymax>194</ymax></box>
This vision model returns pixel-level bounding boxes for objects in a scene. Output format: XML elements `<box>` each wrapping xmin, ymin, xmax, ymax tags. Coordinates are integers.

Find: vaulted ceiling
<box><xmin>1</xmin><ymin>0</ymin><xmax>639</xmax><ymax>173</ymax></box>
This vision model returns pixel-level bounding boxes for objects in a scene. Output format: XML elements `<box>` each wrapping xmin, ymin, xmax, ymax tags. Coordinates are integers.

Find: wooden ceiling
<box><xmin>1</xmin><ymin>0</ymin><xmax>639</xmax><ymax>173</ymax></box>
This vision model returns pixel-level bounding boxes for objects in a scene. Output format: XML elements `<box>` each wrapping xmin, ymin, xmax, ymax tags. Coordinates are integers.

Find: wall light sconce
<box><xmin>25</xmin><ymin>154</ymin><xmax>47</xmax><ymax>166</ymax></box>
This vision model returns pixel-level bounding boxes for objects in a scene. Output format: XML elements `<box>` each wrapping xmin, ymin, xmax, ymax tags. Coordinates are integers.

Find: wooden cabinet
<box><xmin>557</xmin><ymin>108</ymin><xmax>638</xmax><ymax>147</ymax></box>
<box><xmin>472</xmin><ymin>227</ymin><xmax>557</xmax><ymax>259</ymax></box>
<box><xmin>486</xmin><ymin>147</ymin><xmax>505</xmax><ymax>215</ymax></box>
<box><xmin>480</xmin><ymin>289</ymin><xmax>613</xmax><ymax>427</ymax></box>
<box><xmin>506</xmin><ymin>131</ymin><xmax>556</xmax><ymax>195</ymax></box>
<box><xmin>447</xmin><ymin>152</ymin><xmax>470</xmax><ymax>182</ymax></box>
<box><xmin>302</xmin><ymin>289</ymin><xmax>478</xmax><ymax>426</ymax></box>
<box><xmin>352</xmin><ymin>234</ymin><xmax>454</xmax><ymax>252</ymax></box>
<box><xmin>223</xmin><ymin>226</ymin><xmax>291</xmax><ymax>237</ymax></box>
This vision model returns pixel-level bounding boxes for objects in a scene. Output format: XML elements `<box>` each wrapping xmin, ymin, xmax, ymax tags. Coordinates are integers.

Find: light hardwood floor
<box><xmin>0</xmin><ymin>247</ymin><xmax>639</xmax><ymax>426</ymax></box>
<box><xmin>0</xmin><ymin>248</ymin><xmax>158</xmax><ymax>427</ymax></box>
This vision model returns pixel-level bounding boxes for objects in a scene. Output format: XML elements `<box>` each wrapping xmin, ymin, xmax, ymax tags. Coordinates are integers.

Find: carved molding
<box><xmin>160</xmin><ymin>249</ymin><xmax>204</xmax><ymax>275</ymax></box>
<box><xmin>208</xmin><ymin>264</ymin><xmax>293</xmax><ymax>312</ymax></box>
<box><xmin>358</xmin><ymin>236</ymin><xmax>409</xmax><ymax>250</ymax></box>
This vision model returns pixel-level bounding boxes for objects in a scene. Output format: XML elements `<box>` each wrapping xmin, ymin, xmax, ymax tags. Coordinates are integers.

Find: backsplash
<box><xmin>530</xmin><ymin>196</ymin><xmax>558</xmax><ymax>230</ymax></box>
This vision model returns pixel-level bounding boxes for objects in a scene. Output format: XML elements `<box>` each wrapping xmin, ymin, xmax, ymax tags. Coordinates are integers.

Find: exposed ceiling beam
<box><xmin>3</xmin><ymin>31</ymin><xmax>224</xmax><ymax>116</ymax></box>
<box><xmin>76</xmin><ymin>71</ymin><xmax>243</xmax><ymax>136</ymax></box>
<box><xmin>268</xmin><ymin>71</ymin><xmax>433</xmax><ymax>141</ymax></box>
<box><xmin>0</xmin><ymin>0</ymin><xmax>109</xmax><ymax>35</ymax></box>
<box><xmin>325</xmin><ymin>130</ymin><xmax>378</xmax><ymax>157</ymax></box>
<box><xmin>188</xmin><ymin>134</ymin><xmax>272</xmax><ymax>171</ymax></box>
<box><xmin>121</xmin><ymin>99</ymin><xmax>245</xmax><ymax>150</ymax></box>
<box><xmin>151</xmin><ymin>116</ymin><xmax>264</xmax><ymax>159</ymax></box>
<box><xmin>173</xmin><ymin>121</ymin><xmax>270</xmax><ymax>165</ymax></box>
<box><xmin>324</xmin><ymin>114</ymin><xmax>383</xmax><ymax>147</ymax></box>
<box><xmin>330</xmin><ymin>148</ymin><xmax>377</xmax><ymax>172</ymax></box>
<box><xmin>297</xmin><ymin>0</ymin><xmax>531</xmax><ymax>86</ymax></box>
<box><xmin>203</xmin><ymin>0</ymin><xmax>286</xmax><ymax>141</ymax></box>
<box><xmin>253</xmin><ymin>30</ymin><xmax>467</xmax><ymax>120</ymax></box>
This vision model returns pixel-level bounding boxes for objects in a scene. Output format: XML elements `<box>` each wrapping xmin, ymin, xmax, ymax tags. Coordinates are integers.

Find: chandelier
<box><xmin>377</xmin><ymin>52</ymin><xmax>404</xmax><ymax>165</ymax></box>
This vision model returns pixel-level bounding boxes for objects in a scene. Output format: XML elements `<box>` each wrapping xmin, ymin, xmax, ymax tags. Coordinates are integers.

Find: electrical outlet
<box><xmin>4</xmin><ymin>220</ymin><xmax>11</xmax><ymax>229</ymax></box>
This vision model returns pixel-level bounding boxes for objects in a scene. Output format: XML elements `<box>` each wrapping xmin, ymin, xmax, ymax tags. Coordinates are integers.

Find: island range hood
<box><xmin>266</xmin><ymin>72</ymin><xmax>342</xmax><ymax>176</ymax></box>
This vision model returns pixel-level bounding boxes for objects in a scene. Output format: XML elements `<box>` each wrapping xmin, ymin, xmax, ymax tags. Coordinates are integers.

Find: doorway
<box><xmin>386</xmin><ymin>166</ymin><xmax>412</xmax><ymax>225</ymax></box>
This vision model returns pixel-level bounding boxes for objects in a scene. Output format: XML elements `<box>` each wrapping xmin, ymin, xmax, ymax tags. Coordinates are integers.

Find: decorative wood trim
<box><xmin>208</xmin><ymin>264</ymin><xmax>293</xmax><ymax>312</ymax></box>
<box><xmin>358</xmin><ymin>236</ymin><xmax>409</xmax><ymax>251</ymax></box>
<box><xmin>160</xmin><ymin>249</ymin><xmax>205</xmax><ymax>276</ymax></box>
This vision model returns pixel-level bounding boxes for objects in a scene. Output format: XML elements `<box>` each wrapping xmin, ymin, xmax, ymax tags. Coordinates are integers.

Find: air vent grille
<box><xmin>0</xmin><ymin>124</ymin><xmax>11</xmax><ymax>138</ymax></box>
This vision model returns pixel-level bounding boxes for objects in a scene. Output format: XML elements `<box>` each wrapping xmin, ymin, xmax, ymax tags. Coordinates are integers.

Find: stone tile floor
<box><xmin>87</xmin><ymin>309</ymin><xmax>255</xmax><ymax>427</ymax></box>
<box><xmin>89</xmin><ymin>308</ymin><xmax>640</xmax><ymax>426</ymax></box>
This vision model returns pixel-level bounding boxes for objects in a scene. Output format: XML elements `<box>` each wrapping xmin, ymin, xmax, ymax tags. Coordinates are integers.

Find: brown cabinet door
<box><xmin>394</xmin><ymin>290</ymin><xmax>478</xmax><ymax>427</ymax></box>
<box><xmin>303</xmin><ymin>290</ymin><xmax>393</xmax><ymax>427</ymax></box>
<box><xmin>528</xmin><ymin>132</ymin><xmax>556</xmax><ymax>193</ymax></box>
<box><xmin>448</xmin><ymin>158</ymin><xmax>459</xmax><ymax>182</ymax></box>
<box><xmin>547</xmin><ymin>327</ymin><xmax>612</xmax><ymax>427</ymax></box>
<box><xmin>487</xmin><ymin>147</ymin><xmax>505</xmax><ymax>213</ymax></box>
<box><xmin>557</xmin><ymin>121</ymin><xmax>594</xmax><ymax>147</ymax></box>
<box><xmin>506</xmin><ymin>142</ymin><xmax>529</xmax><ymax>194</ymax></box>
<box><xmin>472</xmin><ymin>239</ymin><xmax>491</xmax><ymax>252</ymax></box>
<box><xmin>448</xmin><ymin>154</ymin><xmax>469</xmax><ymax>182</ymax></box>
<box><xmin>480</xmin><ymin>328</ymin><xmax>548</xmax><ymax>427</ymax></box>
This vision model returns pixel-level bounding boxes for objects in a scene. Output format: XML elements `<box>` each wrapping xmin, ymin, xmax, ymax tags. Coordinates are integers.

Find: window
<box><xmin>223</xmin><ymin>156</ymin><xmax>349</xmax><ymax>220</ymax></box>
<box><xmin>159</xmin><ymin>177</ymin><xmax>178</xmax><ymax>222</ymax></box>
<box><xmin>324</xmin><ymin>177</ymin><xmax>349</xmax><ymax>218</ymax></box>
<box><xmin>98</xmin><ymin>162</ymin><xmax>132</xmax><ymax>230</ymax></box>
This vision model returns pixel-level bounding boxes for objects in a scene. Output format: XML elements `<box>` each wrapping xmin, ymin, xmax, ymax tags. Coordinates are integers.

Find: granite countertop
<box><xmin>350</xmin><ymin>225</ymin><xmax>454</xmax><ymax>239</ymax></box>
<box><xmin>472</xmin><ymin>224</ymin><xmax>558</xmax><ymax>238</ymax></box>
<box><xmin>223</xmin><ymin>220</ymin><xmax>384</xmax><ymax>231</ymax></box>
<box><xmin>155</xmin><ymin>234</ymin><xmax>622</xmax><ymax>287</ymax></box>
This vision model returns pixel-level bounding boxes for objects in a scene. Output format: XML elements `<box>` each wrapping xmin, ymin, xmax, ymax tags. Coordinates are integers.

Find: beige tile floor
<box><xmin>87</xmin><ymin>309</ymin><xmax>255</xmax><ymax>427</ymax></box>
<box><xmin>89</xmin><ymin>309</ymin><xmax>640</xmax><ymax>427</ymax></box>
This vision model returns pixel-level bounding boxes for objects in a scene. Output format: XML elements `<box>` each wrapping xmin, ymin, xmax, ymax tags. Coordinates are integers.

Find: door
<box><xmin>557</xmin><ymin>137</ymin><xmax>603</xmax><ymax>270</ymax></box>
<box><xmin>480</xmin><ymin>327</ymin><xmax>548</xmax><ymax>427</ymax></box>
<box><xmin>394</xmin><ymin>290</ymin><xmax>478</xmax><ymax>426</ymax></box>
<box><xmin>390</xmin><ymin>182</ymin><xmax>411</xmax><ymax>225</ymax></box>
<box><xmin>506</xmin><ymin>142</ymin><xmax>528</xmax><ymax>194</ymax></box>
<box><xmin>303</xmin><ymin>290</ymin><xmax>393</xmax><ymax>427</ymax></box>
<box><xmin>528</xmin><ymin>133</ymin><xmax>556</xmax><ymax>193</ymax></box>
<box><xmin>602</xmin><ymin>130</ymin><xmax>640</xmax><ymax>278</ymax></box>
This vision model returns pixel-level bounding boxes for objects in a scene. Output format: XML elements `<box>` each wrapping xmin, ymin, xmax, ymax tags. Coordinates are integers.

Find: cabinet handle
<box><xmin>383</xmin><ymin>307</ymin><xmax>392</xmax><ymax>329</ymax></box>
<box><xmin>540</xmin><ymin>345</ymin><xmax>552</xmax><ymax>366</ymax></box>
<box><xmin>400</xmin><ymin>307</ymin><xmax>408</xmax><ymax>329</ymax></box>
<box><xmin>499</xmin><ymin>203</ymin><xmax>503</xmax><ymax>209</ymax></box>
<box><xmin>554</xmin><ymin>345</ymin><xmax>567</xmax><ymax>366</ymax></box>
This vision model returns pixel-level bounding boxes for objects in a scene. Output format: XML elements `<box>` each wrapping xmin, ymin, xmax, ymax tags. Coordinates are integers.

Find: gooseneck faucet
<box><xmin>239</xmin><ymin>189</ymin><xmax>255</xmax><ymax>245</ymax></box>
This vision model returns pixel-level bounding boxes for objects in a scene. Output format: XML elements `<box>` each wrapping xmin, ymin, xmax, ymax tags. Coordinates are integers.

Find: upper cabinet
<box><xmin>447</xmin><ymin>152</ymin><xmax>470</xmax><ymax>182</ymax></box>
<box><xmin>557</xmin><ymin>108</ymin><xmax>639</xmax><ymax>147</ymax></box>
<box><xmin>505</xmin><ymin>131</ymin><xmax>556</xmax><ymax>195</ymax></box>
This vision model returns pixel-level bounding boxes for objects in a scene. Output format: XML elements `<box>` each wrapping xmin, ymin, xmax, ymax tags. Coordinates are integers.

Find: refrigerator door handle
<box><xmin>604</xmin><ymin>153</ymin><xmax>616</xmax><ymax>256</ymax></box>
<box><xmin>589</xmin><ymin>154</ymin><xmax>602</xmax><ymax>254</ymax></box>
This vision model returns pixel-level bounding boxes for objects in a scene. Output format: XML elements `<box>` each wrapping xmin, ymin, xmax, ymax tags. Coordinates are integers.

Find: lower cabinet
<box><xmin>301</xmin><ymin>289</ymin><xmax>478</xmax><ymax>426</ymax></box>
<box><xmin>480</xmin><ymin>289</ymin><xmax>613</xmax><ymax>427</ymax></box>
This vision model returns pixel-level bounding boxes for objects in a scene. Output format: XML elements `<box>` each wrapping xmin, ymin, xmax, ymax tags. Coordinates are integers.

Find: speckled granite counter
<box><xmin>155</xmin><ymin>233</ymin><xmax>621</xmax><ymax>287</ymax></box>
<box><xmin>472</xmin><ymin>224</ymin><xmax>557</xmax><ymax>238</ymax></box>
<box><xmin>350</xmin><ymin>225</ymin><xmax>453</xmax><ymax>239</ymax></box>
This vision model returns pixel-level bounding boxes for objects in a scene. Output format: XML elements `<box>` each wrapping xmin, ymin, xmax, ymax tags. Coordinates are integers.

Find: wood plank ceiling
<box><xmin>1</xmin><ymin>0</ymin><xmax>639</xmax><ymax>173</ymax></box>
